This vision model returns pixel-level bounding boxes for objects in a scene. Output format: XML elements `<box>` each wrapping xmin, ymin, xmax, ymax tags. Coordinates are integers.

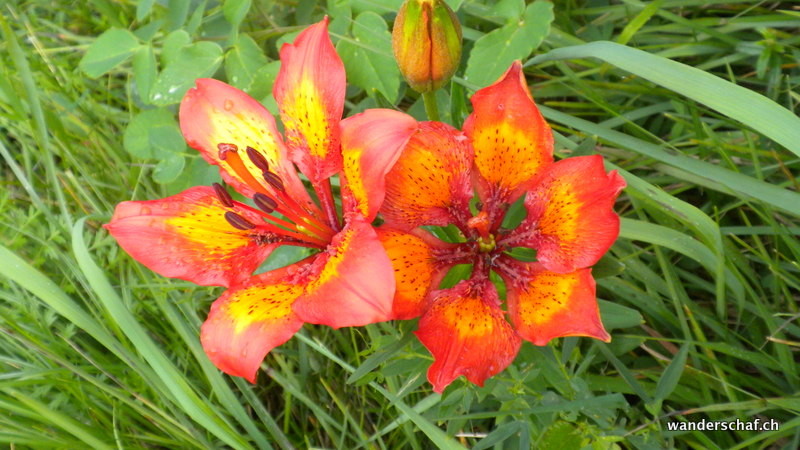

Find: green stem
<box><xmin>422</xmin><ymin>90</ymin><xmax>440</xmax><ymax>121</ymax></box>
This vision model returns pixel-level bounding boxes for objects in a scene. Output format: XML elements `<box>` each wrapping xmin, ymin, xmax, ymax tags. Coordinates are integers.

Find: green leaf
<box><xmin>258</xmin><ymin>246</ymin><xmax>313</xmax><ymax>273</ymax></box>
<box><xmin>327</xmin><ymin>0</ymin><xmax>351</xmax><ymax>17</ymax></box>
<box><xmin>599</xmin><ymin>300</ymin><xmax>643</xmax><ymax>330</ymax></box>
<box><xmin>224</xmin><ymin>0</ymin><xmax>251</xmax><ymax>29</ymax></box>
<box><xmin>464</xmin><ymin>1</ymin><xmax>553</xmax><ymax>88</ymax></box>
<box><xmin>327</xmin><ymin>0</ymin><xmax>353</xmax><ymax>37</ymax></box>
<box><xmin>153</xmin><ymin>153</ymin><xmax>186</xmax><ymax>184</ymax></box>
<box><xmin>350</xmin><ymin>0</ymin><xmax>402</xmax><ymax>14</ymax></box>
<box><xmin>132</xmin><ymin>45</ymin><xmax>157</xmax><ymax>103</ymax></box>
<box><xmin>249</xmin><ymin>60</ymin><xmax>281</xmax><ymax>102</ymax></box>
<box><xmin>150</xmin><ymin>41</ymin><xmax>223</xmax><ymax>106</ymax></box>
<box><xmin>161</xmin><ymin>30</ymin><xmax>191</xmax><ymax>66</ymax></box>
<box><xmin>543</xmin><ymin>106</ymin><xmax>800</xmax><ymax>217</ymax></box>
<box><xmin>166</xmin><ymin>0</ymin><xmax>191</xmax><ymax>31</ymax></box>
<box><xmin>225</xmin><ymin>33</ymin><xmax>268</xmax><ymax>92</ymax></box>
<box><xmin>347</xmin><ymin>334</ymin><xmax>414</xmax><ymax>385</ymax></box>
<box><xmin>652</xmin><ymin>344</ymin><xmax>690</xmax><ymax>408</ymax></box>
<box><xmin>337</xmin><ymin>12</ymin><xmax>401</xmax><ymax>103</ymax></box>
<box><xmin>537</xmin><ymin>421</ymin><xmax>583</xmax><ymax>450</ymax></box>
<box><xmin>186</xmin><ymin>0</ymin><xmax>207</xmax><ymax>35</ymax></box>
<box><xmin>619</xmin><ymin>218</ymin><xmax>741</xmax><ymax>294</ymax></box>
<box><xmin>70</xmin><ymin>219</ymin><xmax>251</xmax><ymax>450</ymax></box>
<box><xmin>616</xmin><ymin>0</ymin><xmax>663</xmax><ymax>45</ymax></box>
<box><xmin>294</xmin><ymin>334</ymin><xmax>467</xmax><ymax>450</ymax></box>
<box><xmin>136</xmin><ymin>0</ymin><xmax>156</xmax><ymax>21</ymax></box>
<box><xmin>592</xmin><ymin>254</ymin><xmax>625</xmax><ymax>279</ymax></box>
<box><xmin>79</xmin><ymin>28</ymin><xmax>140</xmax><ymax>78</ymax></box>
<box><xmin>528</xmin><ymin>41</ymin><xmax>800</xmax><ymax>158</ymax></box>
<box><xmin>487</xmin><ymin>0</ymin><xmax>525</xmax><ymax>22</ymax></box>
<box><xmin>7</xmin><ymin>391</ymin><xmax>113</xmax><ymax>450</ymax></box>
<box><xmin>149</xmin><ymin>122</ymin><xmax>186</xmax><ymax>154</ymax></box>
<box><xmin>123</xmin><ymin>108</ymin><xmax>183</xmax><ymax>159</ymax></box>
<box><xmin>473</xmin><ymin>421</ymin><xmax>526</xmax><ymax>450</ymax></box>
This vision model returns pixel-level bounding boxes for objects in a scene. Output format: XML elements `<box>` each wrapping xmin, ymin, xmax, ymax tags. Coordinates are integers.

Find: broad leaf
<box><xmin>337</xmin><ymin>12</ymin><xmax>400</xmax><ymax>103</ymax></box>
<box><xmin>79</xmin><ymin>28</ymin><xmax>140</xmax><ymax>78</ymax></box>
<box><xmin>464</xmin><ymin>1</ymin><xmax>553</xmax><ymax>88</ymax></box>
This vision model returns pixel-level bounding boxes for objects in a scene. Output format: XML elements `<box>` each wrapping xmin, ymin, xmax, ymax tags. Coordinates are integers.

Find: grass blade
<box><xmin>70</xmin><ymin>218</ymin><xmax>250</xmax><ymax>450</ymax></box>
<box><xmin>528</xmin><ymin>41</ymin><xmax>800</xmax><ymax>157</ymax></box>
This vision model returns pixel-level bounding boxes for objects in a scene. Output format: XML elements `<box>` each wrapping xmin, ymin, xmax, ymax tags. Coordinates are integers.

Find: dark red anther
<box><xmin>253</xmin><ymin>193</ymin><xmax>277</xmax><ymax>213</ymax></box>
<box><xmin>224</xmin><ymin>211</ymin><xmax>256</xmax><ymax>230</ymax></box>
<box><xmin>217</xmin><ymin>143</ymin><xmax>238</xmax><ymax>160</ymax></box>
<box><xmin>262</xmin><ymin>171</ymin><xmax>285</xmax><ymax>192</ymax></box>
<box><xmin>212</xmin><ymin>183</ymin><xmax>234</xmax><ymax>208</ymax></box>
<box><xmin>246</xmin><ymin>146</ymin><xmax>270</xmax><ymax>172</ymax></box>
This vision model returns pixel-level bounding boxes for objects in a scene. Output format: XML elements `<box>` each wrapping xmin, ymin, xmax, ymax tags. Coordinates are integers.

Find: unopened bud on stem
<box><xmin>392</xmin><ymin>0</ymin><xmax>462</xmax><ymax>93</ymax></box>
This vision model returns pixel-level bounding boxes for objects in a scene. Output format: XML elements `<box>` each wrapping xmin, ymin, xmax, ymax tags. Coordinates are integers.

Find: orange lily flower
<box><xmin>105</xmin><ymin>19</ymin><xmax>417</xmax><ymax>382</ymax></box>
<box><xmin>378</xmin><ymin>61</ymin><xmax>627</xmax><ymax>392</ymax></box>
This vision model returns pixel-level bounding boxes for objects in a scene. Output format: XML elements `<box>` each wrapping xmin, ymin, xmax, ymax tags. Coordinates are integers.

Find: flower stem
<box><xmin>422</xmin><ymin>91</ymin><xmax>440</xmax><ymax>121</ymax></box>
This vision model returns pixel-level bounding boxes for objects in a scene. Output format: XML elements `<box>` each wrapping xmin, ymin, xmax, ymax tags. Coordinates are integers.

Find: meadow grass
<box><xmin>1</xmin><ymin>0</ymin><xmax>799</xmax><ymax>448</ymax></box>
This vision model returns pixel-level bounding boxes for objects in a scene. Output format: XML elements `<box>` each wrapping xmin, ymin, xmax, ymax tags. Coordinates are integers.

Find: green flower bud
<box><xmin>392</xmin><ymin>0</ymin><xmax>462</xmax><ymax>93</ymax></box>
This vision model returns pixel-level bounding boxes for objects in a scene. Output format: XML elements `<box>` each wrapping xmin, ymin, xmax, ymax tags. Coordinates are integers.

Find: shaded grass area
<box><xmin>1</xmin><ymin>0</ymin><xmax>799</xmax><ymax>448</ymax></box>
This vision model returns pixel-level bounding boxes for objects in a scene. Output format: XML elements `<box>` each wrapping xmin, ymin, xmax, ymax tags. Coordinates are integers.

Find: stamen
<box><xmin>215</xmin><ymin>141</ymin><xmax>334</xmax><ymax>243</ymax></box>
<box><xmin>224</xmin><ymin>211</ymin><xmax>256</xmax><ymax>230</ymax></box>
<box><xmin>246</xmin><ymin>146</ymin><xmax>270</xmax><ymax>172</ymax></box>
<box><xmin>253</xmin><ymin>193</ymin><xmax>277</xmax><ymax>213</ymax></box>
<box><xmin>262</xmin><ymin>171</ymin><xmax>285</xmax><ymax>192</ymax></box>
<box><xmin>218</xmin><ymin>143</ymin><xmax>238</xmax><ymax>160</ymax></box>
<box><xmin>212</xmin><ymin>183</ymin><xmax>234</xmax><ymax>208</ymax></box>
<box><xmin>232</xmin><ymin>201</ymin><xmax>304</xmax><ymax>232</ymax></box>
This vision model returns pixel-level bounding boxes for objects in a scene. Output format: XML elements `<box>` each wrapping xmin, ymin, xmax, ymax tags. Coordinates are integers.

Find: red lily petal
<box><xmin>507</xmin><ymin>155</ymin><xmax>626</xmax><ymax>273</ymax></box>
<box><xmin>274</xmin><ymin>17</ymin><xmax>346</xmax><ymax>183</ymax></box>
<box><xmin>376</xmin><ymin>227</ymin><xmax>455</xmax><ymax>320</ymax></box>
<box><xmin>201</xmin><ymin>268</ymin><xmax>304</xmax><ymax>383</ymax></box>
<box><xmin>179</xmin><ymin>78</ymin><xmax>312</xmax><ymax>207</ymax></box>
<box><xmin>382</xmin><ymin>121</ymin><xmax>473</xmax><ymax>231</ymax></box>
<box><xmin>104</xmin><ymin>186</ymin><xmax>274</xmax><ymax>288</ymax></box>
<box><xmin>415</xmin><ymin>280</ymin><xmax>521</xmax><ymax>393</ymax></box>
<box><xmin>463</xmin><ymin>61</ymin><xmax>553</xmax><ymax>204</ymax></box>
<box><xmin>340</xmin><ymin>109</ymin><xmax>418</xmax><ymax>221</ymax></box>
<box><xmin>503</xmin><ymin>261</ymin><xmax>609</xmax><ymax>346</ymax></box>
<box><xmin>291</xmin><ymin>216</ymin><xmax>395</xmax><ymax>327</ymax></box>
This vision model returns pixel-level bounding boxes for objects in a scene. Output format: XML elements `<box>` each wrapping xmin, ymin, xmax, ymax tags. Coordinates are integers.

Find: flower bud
<box><xmin>392</xmin><ymin>0</ymin><xmax>462</xmax><ymax>93</ymax></box>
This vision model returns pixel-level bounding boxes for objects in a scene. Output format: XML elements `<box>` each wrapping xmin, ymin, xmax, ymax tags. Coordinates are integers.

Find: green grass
<box><xmin>1</xmin><ymin>0</ymin><xmax>799</xmax><ymax>448</ymax></box>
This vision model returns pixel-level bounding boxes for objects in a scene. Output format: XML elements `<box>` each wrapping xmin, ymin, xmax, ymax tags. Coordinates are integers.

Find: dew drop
<box><xmin>140</xmin><ymin>206</ymin><xmax>152</xmax><ymax>215</ymax></box>
<box><xmin>224</xmin><ymin>99</ymin><xmax>234</xmax><ymax>111</ymax></box>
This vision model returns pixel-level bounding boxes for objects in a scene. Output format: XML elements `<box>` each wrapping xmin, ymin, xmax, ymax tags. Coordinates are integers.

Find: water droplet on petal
<box><xmin>140</xmin><ymin>206</ymin><xmax>152</xmax><ymax>215</ymax></box>
<box><xmin>224</xmin><ymin>99</ymin><xmax>234</xmax><ymax>111</ymax></box>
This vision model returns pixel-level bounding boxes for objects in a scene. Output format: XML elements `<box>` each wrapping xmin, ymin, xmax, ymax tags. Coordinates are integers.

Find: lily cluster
<box><xmin>106</xmin><ymin>17</ymin><xmax>625</xmax><ymax>392</ymax></box>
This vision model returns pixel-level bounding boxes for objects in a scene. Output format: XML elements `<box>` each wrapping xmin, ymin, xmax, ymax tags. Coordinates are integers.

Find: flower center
<box><xmin>214</xmin><ymin>143</ymin><xmax>336</xmax><ymax>249</ymax></box>
<box><xmin>476</xmin><ymin>234</ymin><xmax>496</xmax><ymax>253</ymax></box>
